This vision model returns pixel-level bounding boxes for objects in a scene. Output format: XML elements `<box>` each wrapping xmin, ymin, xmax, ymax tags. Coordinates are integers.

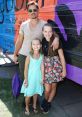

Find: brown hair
<box><xmin>42</xmin><ymin>23</ymin><xmax>59</xmax><ymax>43</ymax></box>
<box><xmin>27</xmin><ymin>1</ymin><xmax>39</xmax><ymax>10</ymax></box>
<box><xmin>42</xmin><ymin>23</ymin><xmax>59</xmax><ymax>56</ymax></box>
<box><xmin>47</xmin><ymin>33</ymin><xmax>59</xmax><ymax>56</ymax></box>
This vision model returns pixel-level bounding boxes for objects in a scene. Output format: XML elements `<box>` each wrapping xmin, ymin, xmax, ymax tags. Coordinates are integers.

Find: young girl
<box><xmin>41</xmin><ymin>23</ymin><xmax>66</xmax><ymax>113</ymax></box>
<box><xmin>21</xmin><ymin>38</ymin><xmax>44</xmax><ymax>115</ymax></box>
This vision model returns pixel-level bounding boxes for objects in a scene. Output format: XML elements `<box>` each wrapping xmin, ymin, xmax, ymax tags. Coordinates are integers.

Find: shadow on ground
<box><xmin>0</xmin><ymin>77</ymin><xmax>82</xmax><ymax>117</ymax></box>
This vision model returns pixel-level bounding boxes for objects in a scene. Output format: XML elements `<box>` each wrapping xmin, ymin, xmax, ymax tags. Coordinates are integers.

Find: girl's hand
<box><xmin>61</xmin><ymin>71</ymin><xmax>66</xmax><ymax>79</ymax></box>
<box><xmin>24</xmin><ymin>79</ymin><xmax>28</xmax><ymax>87</ymax></box>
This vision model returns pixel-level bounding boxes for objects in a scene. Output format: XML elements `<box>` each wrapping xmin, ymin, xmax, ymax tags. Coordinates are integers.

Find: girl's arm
<box><xmin>24</xmin><ymin>56</ymin><xmax>30</xmax><ymax>87</ymax></box>
<box><xmin>58</xmin><ymin>49</ymin><xmax>66</xmax><ymax>78</ymax></box>
<box><xmin>41</xmin><ymin>57</ymin><xmax>44</xmax><ymax>84</ymax></box>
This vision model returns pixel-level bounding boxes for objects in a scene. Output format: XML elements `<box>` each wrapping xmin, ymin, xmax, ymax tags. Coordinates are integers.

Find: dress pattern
<box><xmin>44</xmin><ymin>56</ymin><xmax>63</xmax><ymax>84</ymax></box>
<box><xmin>21</xmin><ymin>54</ymin><xmax>44</xmax><ymax>96</ymax></box>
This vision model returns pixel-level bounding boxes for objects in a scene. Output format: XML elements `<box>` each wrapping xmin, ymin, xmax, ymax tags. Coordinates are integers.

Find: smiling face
<box><xmin>32</xmin><ymin>39</ymin><xmax>41</xmax><ymax>52</ymax></box>
<box><xmin>42</xmin><ymin>25</ymin><xmax>53</xmax><ymax>41</ymax></box>
<box><xmin>28</xmin><ymin>4</ymin><xmax>39</xmax><ymax>19</ymax></box>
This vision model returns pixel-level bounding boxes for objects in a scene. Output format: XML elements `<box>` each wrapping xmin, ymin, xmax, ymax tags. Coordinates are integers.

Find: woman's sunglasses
<box><xmin>28</xmin><ymin>9</ymin><xmax>38</xmax><ymax>13</ymax></box>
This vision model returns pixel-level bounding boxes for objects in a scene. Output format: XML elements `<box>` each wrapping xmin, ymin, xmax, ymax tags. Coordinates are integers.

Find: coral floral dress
<box><xmin>42</xmin><ymin>38</ymin><xmax>63</xmax><ymax>84</ymax></box>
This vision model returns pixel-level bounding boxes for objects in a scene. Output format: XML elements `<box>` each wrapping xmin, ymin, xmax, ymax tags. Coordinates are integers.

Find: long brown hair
<box><xmin>42</xmin><ymin>23</ymin><xmax>59</xmax><ymax>43</ymax></box>
<box><xmin>42</xmin><ymin>23</ymin><xmax>59</xmax><ymax>56</ymax></box>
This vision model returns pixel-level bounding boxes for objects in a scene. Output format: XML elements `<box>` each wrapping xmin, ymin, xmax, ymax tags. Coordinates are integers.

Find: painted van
<box><xmin>55</xmin><ymin>0</ymin><xmax>82</xmax><ymax>85</ymax></box>
<box><xmin>0</xmin><ymin>0</ymin><xmax>82</xmax><ymax>85</ymax></box>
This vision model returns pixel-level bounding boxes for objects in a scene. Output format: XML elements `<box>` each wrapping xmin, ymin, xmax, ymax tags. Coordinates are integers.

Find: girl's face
<box><xmin>32</xmin><ymin>39</ymin><xmax>41</xmax><ymax>52</ymax></box>
<box><xmin>42</xmin><ymin>26</ymin><xmax>53</xmax><ymax>41</ymax></box>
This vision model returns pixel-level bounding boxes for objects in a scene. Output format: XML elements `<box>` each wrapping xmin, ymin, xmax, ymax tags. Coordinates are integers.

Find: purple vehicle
<box><xmin>54</xmin><ymin>0</ymin><xmax>82</xmax><ymax>85</ymax></box>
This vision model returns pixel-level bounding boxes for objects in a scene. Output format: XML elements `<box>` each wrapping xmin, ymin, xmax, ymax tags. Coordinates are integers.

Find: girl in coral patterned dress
<box><xmin>41</xmin><ymin>23</ymin><xmax>66</xmax><ymax>113</ymax></box>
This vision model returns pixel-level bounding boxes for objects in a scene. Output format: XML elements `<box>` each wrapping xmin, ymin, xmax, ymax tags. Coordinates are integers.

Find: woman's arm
<box><xmin>58</xmin><ymin>49</ymin><xmax>66</xmax><ymax>78</ymax></box>
<box><xmin>24</xmin><ymin>56</ymin><xmax>30</xmax><ymax>87</ymax></box>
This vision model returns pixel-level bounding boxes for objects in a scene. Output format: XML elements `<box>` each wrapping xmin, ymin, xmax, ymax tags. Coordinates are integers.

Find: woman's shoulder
<box><xmin>58</xmin><ymin>39</ymin><xmax>62</xmax><ymax>50</ymax></box>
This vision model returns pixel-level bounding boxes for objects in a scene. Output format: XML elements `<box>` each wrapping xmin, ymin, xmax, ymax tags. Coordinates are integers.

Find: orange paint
<box><xmin>14</xmin><ymin>0</ymin><xmax>57</xmax><ymax>42</ymax></box>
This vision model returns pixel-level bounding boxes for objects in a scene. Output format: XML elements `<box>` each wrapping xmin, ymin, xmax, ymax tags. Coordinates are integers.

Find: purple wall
<box><xmin>55</xmin><ymin>0</ymin><xmax>82</xmax><ymax>85</ymax></box>
<box><xmin>57</xmin><ymin>0</ymin><xmax>82</xmax><ymax>36</ymax></box>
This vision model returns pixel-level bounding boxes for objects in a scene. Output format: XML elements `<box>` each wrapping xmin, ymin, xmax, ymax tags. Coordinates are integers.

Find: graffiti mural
<box><xmin>14</xmin><ymin>0</ymin><xmax>56</xmax><ymax>42</ymax></box>
<box><xmin>55</xmin><ymin>0</ymin><xmax>82</xmax><ymax>84</ymax></box>
<box><xmin>0</xmin><ymin>0</ymin><xmax>82</xmax><ymax>85</ymax></box>
<box><xmin>0</xmin><ymin>0</ymin><xmax>56</xmax><ymax>52</ymax></box>
<box><xmin>0</xmin><ymin>0</ymin><xmax>15</xmax><ymax>53</ymax></box>
<box><xmin>54</xmin><ymin>0</ymin><xmax>82</xmax><ymax>68</ymax></box>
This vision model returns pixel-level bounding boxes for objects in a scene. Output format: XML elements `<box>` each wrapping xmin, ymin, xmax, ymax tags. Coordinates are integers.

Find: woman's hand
<box><xmin>61</xmin><ymin>71</ymin><xmax>66</xmax><ymax>79</ymax></box>
<box><xmin>51</xmin><ymin>37</ymin><xmax>59</xmax><ymax>50</ymax></box>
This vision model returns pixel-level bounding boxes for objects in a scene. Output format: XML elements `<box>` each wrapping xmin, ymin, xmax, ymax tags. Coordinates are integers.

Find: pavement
<box><xmin>0</xmin><ymin>60</ymin><xmax>82</xmax><ymax>117</ymax></box>
<box><xmin>0</xmin><ymin>99</ymin><xmax>12</xmax><ymax>117</ymax></box>
<box><xmin>0</xmin><ymin>78</ymin><xmax>82</xmax><ymax>117</ymax></box>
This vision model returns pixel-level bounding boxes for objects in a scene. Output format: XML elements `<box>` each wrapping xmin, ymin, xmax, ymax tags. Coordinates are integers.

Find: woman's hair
<box><xmin>42</xmin><ymin>23</ymin><xmax>53</xmax><ymax>31</ymax></box>
<box><xmin>30</xmin><ymin>38</ymin><xmax>42</xmax><ymax>56</ymax></box>
<box><xmin>42</xmin><ymin>23</ymin><xmax>60</xmax><ymax>56</ymax></box>
<box><xmin>42</xmin><ymin>23</ymin><xmax>59</xmax><ymax>43</ymax></box>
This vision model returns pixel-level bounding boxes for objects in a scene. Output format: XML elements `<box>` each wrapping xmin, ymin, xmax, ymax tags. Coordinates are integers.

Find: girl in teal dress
<box><xmin>21</xmin><ymin>38</ymin><xmax>44</xmax><ymax>115</ymax></box>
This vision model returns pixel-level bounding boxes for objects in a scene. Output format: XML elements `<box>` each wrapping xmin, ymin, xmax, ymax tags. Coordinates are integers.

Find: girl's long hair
<box><xmin>30</xmin><ymin>38</ymin><xmax>42</xmax><ymax>56</ymax></box>
<box><xmin>42</xmin><ymin>23</ymin><xmax>59</xmax><ymax>56</ymax></box>
<box><xmin>48</xmin><ymin>32</ymin><xmax>59</xmax><ymax>56</ymax></box>
<box><xmin>42</xmin><ymin>23</ymin><xmax>59</xmax><ymax>44</ymax></box>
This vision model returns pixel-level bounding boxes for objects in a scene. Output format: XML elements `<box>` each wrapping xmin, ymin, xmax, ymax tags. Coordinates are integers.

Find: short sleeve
<box><xmin>19</xmin><ymin>23</ymin><xmax>24</xmax><ymax>35</ymax></box>
<box><xmin>58</xmin><ymin>39</ymin><xmax>62</xmax><ymax>49</ymax></box>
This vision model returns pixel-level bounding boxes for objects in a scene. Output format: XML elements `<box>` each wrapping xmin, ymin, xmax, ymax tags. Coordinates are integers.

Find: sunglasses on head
<box><xmin>28</xmin><ymin>9</ymin><xmax>37</xmax><ymax>13</ymax></box>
